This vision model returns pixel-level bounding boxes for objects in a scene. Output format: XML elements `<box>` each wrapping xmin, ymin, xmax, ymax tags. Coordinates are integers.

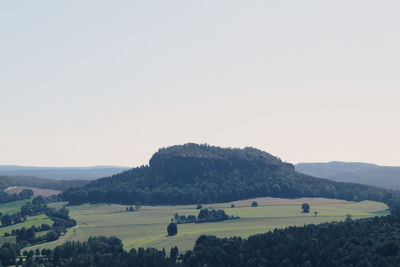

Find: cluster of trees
<box><xmin>60</xmin><ymin>144</ymin><xmax>400</xmax><ymax>215</ymax></box>
<box><xmin>20</xmin><ymin>236</ymin><xmax>180</xmax><ymax>267</ymax></box>
<box><xmin>197</xmin><ymin>208</ymin><xmax>239</xmax><ymax>223</ymax></box>
<box><xmin>3</xmin><ymin>207</ymin><xmax>76</xmax><ymax>248</ymax></box>
<box><xmin>4</xmin><ymin>223</ymin><xmax>51</xmax><ymax>237</ymax></box>
<box><xmin>0</xmin><ymin>189</ymin><xmax>33</xmax><ymax>204</ymax></box>
<box><xmin>13</xmin><ymin>224</ymin><xmax>67</xmax><ymax>246</ymax></box>
<box><xmin>172</xmin><ymin>208</ymin><xmax>239</xmax><ymax>224</ymax></box>
<box><xmin>0</xmin><ymin>196</ymin><xmax>48</xmax><ymax>227</ymax></box>
<box><xmin>172</xmin><ymin>208</ymin><xmax>240</xmax><ymax>224</ymax></box>
<box><xmin>0</xmin><ymin>212</ymin><xmax>25</xmax><ymax>227</ymax></box>
<box><xmin>8</xmin><ymin>214</ymin><xmax>400</xmax><ymax>267</ymax></box>
<box><xmin>0</xmin><ymin>196</ymin><xmax>76</xmax><ymax>251</ymax></box>
<box><xmin>125</xmin><ymin>203</ymin><xmax>141</xmax><ymax>212</ymax></box>
<box><xmin>20</xmin><ymin>196</ymin><xmax>48</xmax><ymax>217</ymax></box>
<box><xmin>0</xmin><ymin>242</ymin><xmax>20</xmax><ymax>266</ymax></box>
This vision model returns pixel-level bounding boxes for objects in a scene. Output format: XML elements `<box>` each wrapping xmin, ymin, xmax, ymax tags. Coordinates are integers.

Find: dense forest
<box><xmin>61</xmin><ymin>144</ymin><xmax>400</xmax><ymax>213</ymax></box>
<box><xmin>8</xmin><ymin>214</ymin><xmax>400</xmax><ymax>267</ymax></box>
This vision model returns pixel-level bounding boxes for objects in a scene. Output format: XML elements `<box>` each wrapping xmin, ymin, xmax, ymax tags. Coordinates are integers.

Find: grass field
<box><xmin>0</xmin><ymin>214</ymin><xmax>52</xmax><ymax>237</ymax></box>
<box><xmin>0</xmin><ymin>214</ymin><xmax>52</xmax><ymax>246</ymax></box>
<box><xmin>25</xmin><ymin>197</ymin><xmax>389</xmax><ymax>252</ymax></box>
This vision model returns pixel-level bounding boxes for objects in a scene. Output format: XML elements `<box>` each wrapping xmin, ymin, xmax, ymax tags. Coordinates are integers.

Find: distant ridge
<box><xmin>0</xmin><ymin>175</ymin><xmax>90</xmax><ymax>191</ymax></box>
<box><xmin>0</xmin><ymin>165</ymin><xmax>130</xmax><ymax>180</ymax></box>
<box><xmin>295</xmin><ymin>161</ymin><xmax>400</xmax><ymax>190</ymax></box>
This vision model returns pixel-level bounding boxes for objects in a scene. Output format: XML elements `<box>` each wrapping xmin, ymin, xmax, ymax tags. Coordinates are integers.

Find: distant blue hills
<box><xmin>0</xmin><ymin>165</ymin><xmax>130</xmax><ymax>180</ymax></box>
<box><xmin>295</xmin><ymin>161</ymin><xmax>400</xmax><ymax>190</ymax></box>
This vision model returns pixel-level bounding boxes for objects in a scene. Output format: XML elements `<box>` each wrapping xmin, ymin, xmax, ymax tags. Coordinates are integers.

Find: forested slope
<box><xmin>61</xmin><ymin>144</ymin><xmax>400</xmax><ymax>213</ymax></box>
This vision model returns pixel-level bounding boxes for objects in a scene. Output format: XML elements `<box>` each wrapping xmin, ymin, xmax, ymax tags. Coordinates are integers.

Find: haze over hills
<box><xmin>62</xmin><ymin>144</ymin><xmax>400</xmax><ymax>213</ymax></box>
<box><xmin>0</xmin><ymin>165</ymin><xmax>130</xmax><ymax>180</ymax></box>
<box><xmin>296</xmin><ymin>162</ymin><xmax>400</xmax><ymax>190</ymax></box>
<box><xmin>0</xmin><ymin>175</ymin><xmax>90</xmax><ymax>191</ymax></box>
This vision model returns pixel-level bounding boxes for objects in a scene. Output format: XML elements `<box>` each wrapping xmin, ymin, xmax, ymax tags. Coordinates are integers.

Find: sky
<box><xmin>1</xmin><ymin>0</ymin><xmax>399</xmax><ymax>167</ymax></box>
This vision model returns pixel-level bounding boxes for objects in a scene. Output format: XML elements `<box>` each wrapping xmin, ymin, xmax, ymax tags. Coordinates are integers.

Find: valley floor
<box><xmin>25</xmin><ymin>197</ymin><xmax>389</xmax><ymax>252</ymax></box>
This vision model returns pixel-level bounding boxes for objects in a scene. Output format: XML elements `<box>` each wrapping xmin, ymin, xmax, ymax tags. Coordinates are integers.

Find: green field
<box><xmin>0</xmin><ymin>199</ymin><xmax>52</xmax><ymax>245</ymax></box>
<box><xmin>25</xmin><ymin>197</ymin><xmax>389</xmax><ymax>252</ymax></box>
<box><xmin>0</xmin><ymin>214</ymin><xmax>52</xmax><ymax>237</ymax></box>
<box><xmin>0</xmin><ymin>214</ymin><xmax>52</xmax><ymax>246</ymax></box>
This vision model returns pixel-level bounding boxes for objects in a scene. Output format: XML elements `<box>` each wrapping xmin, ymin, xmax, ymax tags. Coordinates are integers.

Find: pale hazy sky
<box><xmin>1</xmin><ymin>0</ymin><xmax>399</xmax><ymax>167</ymax></box>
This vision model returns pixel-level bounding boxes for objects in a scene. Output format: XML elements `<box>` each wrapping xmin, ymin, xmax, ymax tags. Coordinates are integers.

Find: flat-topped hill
<box><xmin>61</xmin><ymin>144</ymin><xmax>400</xmax><ymax>212</ymax></box>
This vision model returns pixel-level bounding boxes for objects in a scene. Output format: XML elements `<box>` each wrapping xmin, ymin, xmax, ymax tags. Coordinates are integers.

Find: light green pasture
<box><xmin>25</xmin><ymin>197</ymin><xmax>389</xmax><ymax>252</ymax></box>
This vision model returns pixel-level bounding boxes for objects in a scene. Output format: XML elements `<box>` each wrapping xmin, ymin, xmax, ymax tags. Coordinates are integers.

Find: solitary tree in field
<box><xmin>196</xmin><ymin>204</ymin><xmax>202</xmax><ymax>209</ymax></box>
<box><xmin>314</xmin><ymin>211</ymin><xmax>318</xmax><ymax>217</ymax></box>
<box><xmin>301</xmin><ymin>203</ymin><xmax>310</xmax><ymax>213</ymax></box>
<box><xmin>167</xmin><ymin>222</ymin><xmax>178</xmax><ymax>236</ymax></box>
<box><xmin>231</xmin><ymin>204</ymin><xmax>235</xmax><ymax>208</ymax></box>
<box><xmin>251</xmin><ymin>201</ymin><xmax>258</xmax><ymax>207</ymax></box>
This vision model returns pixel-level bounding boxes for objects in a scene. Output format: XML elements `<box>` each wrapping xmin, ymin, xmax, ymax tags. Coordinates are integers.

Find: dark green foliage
<box><xmin>302</xmin><ymin>203</ymin><xmax>310</xmax><ymax>213</ymax></box>
<box><xmin>251</xmin><ymin>201</ymin><xmax>258</xmax><ymax>207</ymax></box>
<box><xmin>61</xmin><ymin>144</ymin><xmax>400</xmax><ymax>215</ymax></box>
<box><xmin>197</xmin><ymin>208</ymin><xmax>238</xmax><ymax>223</ymax></box>
<box><xmin>182</xmin><ymin>215</ymin><xmax>400</xmax><ymax>267</ymax></box>
<box><xmin>0</xmin><ymin>243</ymin><xmax>20</xmax><ymax>266</ymax></box>
<box><xmin>15</xmin><ymin>228</ymin><xmax>35</xmax><ymax>243</ymax></box>
<box><xmin>0</xmin><ymin>215</ymin><xmax>12</xmax><ymax>226</ymax></box>
<box><xmin>170</xmin><ymin>247</ymin><xmax>179</xmax><ymax>259</ymax></box>
<box><xmin>174</xmin><ymin>208</ymin><xmax>239</xmax><ymax>224</ymax></box>
<box><xmin>44</xmin><ymin>236</ymin><xmax>178</xmax><ymax>267</ymax></box>
<box><xmin>196</xmin><ymin>204</ymin><xmax>202</xmax><ymax>209</ymax></box>
<box><xmin>126</xmin><ymin>206</ymin><xmax>135</xmax><ymax>212</ymax></box>
<box><xmin>167</xmin><ymin>223</ymin><xmax>178</xmax><ymax>236</ymax></box>
<box><xmin>173</xmin><ymin>213</ymin><xmax>196</xmax><ymax>224</ymax></box>
<box><xmin>0</xmin><ymin>188</ymin><xmax>33</xmax><ymax>204</ymax></box>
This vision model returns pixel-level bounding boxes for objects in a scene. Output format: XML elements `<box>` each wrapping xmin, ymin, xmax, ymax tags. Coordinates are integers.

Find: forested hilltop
<box><xmin>61</xmin><ymin>144</ymin><xmax>400</xmax><ymax>212</ymax></box>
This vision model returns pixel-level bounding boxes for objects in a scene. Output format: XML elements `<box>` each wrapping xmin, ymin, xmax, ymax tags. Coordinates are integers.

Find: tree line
<box><xmin>173</xmin><ymin>208</ymin><xmax>239</xmax><ymax>224</ymax></box>
<box><xmin>0</xmin><ymin>189</ymin><xmax>33</xmax><ymax>204</ymax></box>
<box><xmin>4</xmin><ymin>214</ymin><xmax>400</xmax><ymax>267</ymax></box>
